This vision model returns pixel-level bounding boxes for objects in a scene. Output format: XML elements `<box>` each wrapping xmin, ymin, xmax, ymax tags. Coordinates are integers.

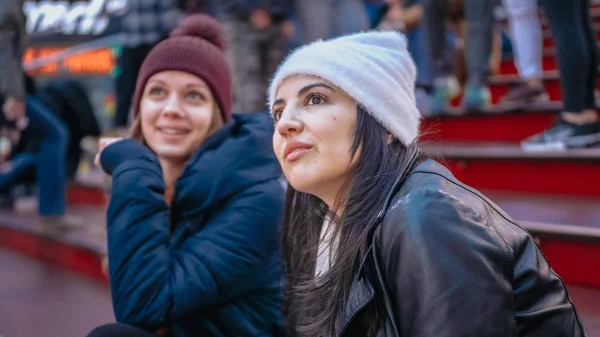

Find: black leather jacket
<box><xmin>337</xmin><ymin>160</ymin><xmax>587</xmax><ymax>337</ymax></box>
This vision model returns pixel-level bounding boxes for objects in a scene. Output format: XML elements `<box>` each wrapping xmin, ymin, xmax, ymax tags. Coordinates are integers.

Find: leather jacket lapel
<box><xmin>337</xmin><ymin>268</ymin><xmax>375</xmax><ymax>336</ymax></box>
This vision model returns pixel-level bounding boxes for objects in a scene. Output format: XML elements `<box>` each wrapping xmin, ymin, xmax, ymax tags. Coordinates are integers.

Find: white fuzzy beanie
<box><xmin>268</xmin><ymin>30</ymin><xmax>421</xmax><ymax>145</ymax></box>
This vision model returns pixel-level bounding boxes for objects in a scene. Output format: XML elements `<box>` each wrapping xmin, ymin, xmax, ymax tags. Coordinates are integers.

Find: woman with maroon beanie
<box><xmin>87</xmin><ymin>14</ymin><xmax>285</xmax><ymax>337</ymax></box>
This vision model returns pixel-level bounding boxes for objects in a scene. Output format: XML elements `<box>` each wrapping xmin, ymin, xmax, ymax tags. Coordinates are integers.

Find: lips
<box><xmin>157</xmin><ymin>127</ymin><xmax>190</xmax><ymax>136</ymax></box>
<box><xmin>283</xmin><ymin>141</ymin><xmax>313</xmax><ymax>162</ymax></box>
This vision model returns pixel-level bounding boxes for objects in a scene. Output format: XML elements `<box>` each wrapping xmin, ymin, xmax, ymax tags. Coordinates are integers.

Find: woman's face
<box><xmin>272</xmin><ymin>75</ymin><xmax>358</xmax><ymax>206</ymax></box>
<box><xmin>140</xmin><ymin>70</ymin><xmax>220</xmax><ymax>162</ymax></box>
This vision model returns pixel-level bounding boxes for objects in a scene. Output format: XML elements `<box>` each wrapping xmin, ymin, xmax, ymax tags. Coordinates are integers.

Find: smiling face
<box><xmin>139</xmin><ymin>70</ymin><xmax>222</xmax><ymax>163</ymax></box>
<box><xmin>272</xmin><ymin>75</ymin><xmax>359</xmax><ymax>207</ymax></box>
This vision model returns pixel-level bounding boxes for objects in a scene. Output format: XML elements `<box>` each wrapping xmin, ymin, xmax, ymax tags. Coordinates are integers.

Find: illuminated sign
<box><xmin>24</xmin><ymin>0</ymin><xmax>128</xmax><ymax>36</ymax></box>
<box><xmin>24</xmin><ymin>47</ymin><xmax>117</xmax><ymax>75</ymax></box>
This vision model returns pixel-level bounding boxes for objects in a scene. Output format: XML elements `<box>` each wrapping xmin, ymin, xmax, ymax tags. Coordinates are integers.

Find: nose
<box><xmin>162</xmin><ymin>93</ymin><xmax>185</xmax><ymax>117</ymax></box>
<box><xmin>276</xmin><ymin>107</ymin><xmax>303</xmax><ymax>137</ymax></box>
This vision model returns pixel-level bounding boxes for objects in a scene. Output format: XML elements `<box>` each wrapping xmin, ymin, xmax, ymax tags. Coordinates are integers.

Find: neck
<box><xmin>319</xmin><ymin>181</ymin><xmax>347</xmax><ymax>218</ymax></box>
<box><xmin>159</xmin><ymin>158</ymin><xmax>186</xmax><ymax>205</ymax></box>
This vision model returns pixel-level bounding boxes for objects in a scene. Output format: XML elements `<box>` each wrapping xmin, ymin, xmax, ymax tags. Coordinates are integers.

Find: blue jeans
<box><xmin>293</xmin><ymin>0</ymin><xmax>370</xmax><ymax>44</ymax></box>
<box><xmin>0</xmin><ymin>96</ymin><xmax>68</xmax><ymax>216</ymax></box>
<box><xmin>406</xmin><ymin>27</ymin><xmax>434</xmax><ymax>87</ymax></box>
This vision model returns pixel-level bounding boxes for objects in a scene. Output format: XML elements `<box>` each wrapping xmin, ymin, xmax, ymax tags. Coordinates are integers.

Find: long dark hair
<box><xmin>281</xmin><ymin>105</ymin><xmax>425</xmax><ymax>336</ymax></box>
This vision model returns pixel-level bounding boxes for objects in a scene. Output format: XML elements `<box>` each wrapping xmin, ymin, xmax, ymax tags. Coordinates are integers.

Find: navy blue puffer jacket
<box><xmin>100</xmin><ymin>112</ymin><xmax>285</xmax><ymax>337</ymax></box>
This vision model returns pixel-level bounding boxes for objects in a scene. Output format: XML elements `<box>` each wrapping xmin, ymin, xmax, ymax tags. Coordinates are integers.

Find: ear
<box><xmin>387</xmin><ymin>133</ymin><xmax>394</xmax><ymax>144</ymax></box>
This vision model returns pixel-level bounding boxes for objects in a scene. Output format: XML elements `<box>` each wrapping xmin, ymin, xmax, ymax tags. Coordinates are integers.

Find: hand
<box><xmin>281</xmin><ymin>20</ymin><xmax>294</xmax><ymax>39</ymax></box>
<box><xmin>95</xmin><ymin>137</ymin><xmax>123</xmax><ymax>168</ymax></box>
<box><xmin>250</xmin><ymin>9</ymin><xmax>271</xmax><ymax>30</ymax></box>
<box><xmin>101</xmin><ymin>255</ymin><xmax>109</xmax><ymax>276</ymax></box>
<box><xmin>385</xmin><ymin>4</ymin><xmax>405</xmax><ymax>21</ymax></box>
<box><xmin>0</xmin><ymin>136</ymin><xmax>12</xmax><ymax>163</ymax></box>
<box><xmin>3</xmin><ymin>97</ymin><xmax>25</xmax><ymax>122</ymax></box>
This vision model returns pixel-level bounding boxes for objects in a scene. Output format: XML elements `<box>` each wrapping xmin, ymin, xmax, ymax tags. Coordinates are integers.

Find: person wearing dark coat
<box><xmin>87</xmin><ymin>14</ymin><xmax>285</xmax><ymax>337</ymax></box>
<box><xmin>268</xmin><ymin>30</ymin><xmax>587</xmax><ymax>337</ymax></box>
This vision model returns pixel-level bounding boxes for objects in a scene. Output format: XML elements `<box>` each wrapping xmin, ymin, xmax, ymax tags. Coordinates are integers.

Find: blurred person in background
<box><xmin>88</xmin><ymin>14</ymin><xmax>285</xmax><ymax>337</ymax></box>
<box><xmin>0</xmin><ymin>0</ymin><xmax>27</xmax><ymax>156</ymax></box>
<box><xmin>111</xmin><ymin>0</ymin><xmax>183</xmax><ymax>132</ymax></box>
<box><xmin>522</xmin><ymin>0</ymin><xmax>600</xmax><ymax>151</ymax></box>
<box><xmin>422</xmin><ymin>0</ymin><xmax>495</xmax><ymax>115</ymax></box>
<box><xmin>206</xmin><ymin>0</ymin><xmax>294</xmax><ymax>113</ymax></box>
<box><xmin>294</xmin><ymin>0</ymin><xmax>370</xmax><ymax>44</ymax></box>
<box><xmin>1</xmin><ymin>0</ymin><xmax>70</xmax><ymax>223</ymax></box>
<box><xmin>498</xmin><ymin>0</ymin><xmax>549</xmax><ymax>110</ymax></box>
<box><xmin>377</xmin><ymin>0</ymin><xmax>435</xmax><ymax>115</ymax></box>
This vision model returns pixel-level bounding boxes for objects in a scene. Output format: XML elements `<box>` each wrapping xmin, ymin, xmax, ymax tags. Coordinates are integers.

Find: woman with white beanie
<box><xmin>268</xmin><ymin>31</ymin><xmax>587</xmax><ymax>337</ymax></box>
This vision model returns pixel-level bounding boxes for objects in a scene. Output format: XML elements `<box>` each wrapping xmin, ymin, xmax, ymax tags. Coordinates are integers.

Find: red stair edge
<box><xmin>67</xmin><ymin>184</ymin><xmax>106</xmax><ymax>206</ymax></box>
<box><xmin>420</xmin><ymin>111</ymin><xmax>557</xmax><ymax>143</ymax></box>
<box><xmin>2</xmin><ymin>219</ymin><xmax>599</xmax><ymax>288</ymax></box>
<box><xmin>529</xmin><ymin>221</ymin><xmax>600</xmax><ymax>288</ymax></box>
<box><xmin>537</xmin><ymin>239</ymin><xmax>600</xmax><ymax>288</ymax></box>
<box><xmin>0</xmin><ymin>225</ymin><xmax>108</xmax><ymax>283</ymax></box>
<box><xmin>443</xmin><ymin>160</ymin><xmax>600</xmax><ymax>197</ymax></box>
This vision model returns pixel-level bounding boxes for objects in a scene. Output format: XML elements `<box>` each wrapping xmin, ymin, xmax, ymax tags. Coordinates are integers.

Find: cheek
<box><xmin>272</xmin><ymin>134</ymin><xmax>284</xmax><ymax>162</ymax></box>
<box><xmin>311</xmin><ymin>114</ymin><xmax>356</xmax><ymax>174</ymax></box>
<box><xmin>314</xmin><ymin>115</ymin><xmax>354</xmax><ymax>158</ymax></box>
<box><xmin>188</xmin><ymin>107</ymin><xmax>214</xmax><ymax>137</ymax></box>
<box><xmin>140</xmin><ymin>112</ymin><xmax>159</xmax><ymax>141</ymax></box>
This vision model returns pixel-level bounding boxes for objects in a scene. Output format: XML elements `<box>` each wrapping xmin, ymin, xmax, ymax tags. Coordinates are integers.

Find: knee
<box><xmin>86</xmin><ymin>323</ymin><xmax>127</xmax><ymax>337</ymax></box>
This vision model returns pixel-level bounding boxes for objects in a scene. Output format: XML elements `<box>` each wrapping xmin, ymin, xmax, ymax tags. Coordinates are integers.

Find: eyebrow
<box><xmin>298</xmin><ymin>82</ymin><xmax>336</xmax><ymax>96</ymax></box>
<box><xmin>185</xmin><ymin>83</ymin><xmax>209</xmax><ymax>89</ymax></box>
<box><xmin>272</xmin><ymin>82</ymin><xmax>336</xmax><ymax>107</ymax></box>
<box><xmin>147</xmin><ymin>79</ymin><xmax>208</xmax><ymax>89</ymax></box>
<box><xmin>148</xmin><ymin>79</ymin><xmax>167</xmax><ymax>86</ymax></box>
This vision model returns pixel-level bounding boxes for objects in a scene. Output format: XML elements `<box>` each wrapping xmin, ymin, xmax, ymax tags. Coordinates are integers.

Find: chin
<box><xmin>150</xmin><ymin>143</ymin><xmax>193</xmax><ymax>162</ymax></box>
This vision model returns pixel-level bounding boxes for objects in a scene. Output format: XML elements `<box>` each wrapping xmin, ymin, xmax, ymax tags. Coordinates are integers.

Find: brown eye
<box><xmin>272</xmin><ymin>108</ymin><xmax>283</xmax><ymax>122</ymax></box>
<box><xmin>307</xmin><ymin>94</ymin><xmax>326</xmax><ymax>105</ymax></box>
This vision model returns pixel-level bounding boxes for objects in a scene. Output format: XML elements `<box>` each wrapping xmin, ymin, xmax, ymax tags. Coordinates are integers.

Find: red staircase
<box><xmin>421</xmin><ymin>3</ymin><xmax>600</xmax><ymax>291</ymax></box>
<box><xmin>0</xmin><ymin>4</ymin><xmax>599</xmax><ymax>334</ymax></box>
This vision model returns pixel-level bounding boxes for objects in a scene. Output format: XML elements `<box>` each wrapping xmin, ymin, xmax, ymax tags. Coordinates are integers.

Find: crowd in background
<box><xmin>1</xmin><ymin>0</ymin><xmax>600</xmax><ymax>221</ymax></box>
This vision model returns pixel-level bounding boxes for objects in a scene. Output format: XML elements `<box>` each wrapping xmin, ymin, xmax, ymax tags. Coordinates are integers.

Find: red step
<box><xmin>420</xmin><ymin>107</ymin><xmax>559</xmax><ymax>143</ymax></box>
<box><xmin>421</xmin><ymin>108</ymin><xmax>600</xmax><ymax>143</ymax></box>
<box><xmin>422</xmin><ymin>143</ymin><xmax>600</xmax><ymax>196</ymax></box>
<box><xmin>67</xmin><ymin>183</ymin><xmax>106</xmax><ymax>206</ymax></box>
<box><xmin>0</xmin><ymin>207</ymin><xmax>108</xmax><ymax>282</ymax></box>
<box><xmin>483</xmin><ymin>189</ymin><xmax>600</xmax><ymax>288</ymax></box>
<box><xmin>67</xmin><ymin>170</ymin><xmax>107</xmax><ymax>207</ymax></box>
<box><xmin>3</xmin><ymin>187</ymin><xmax>599</xmax><ymax>290</ymax></box>
<box><xmin>499</xmin><ymin>50</ymin><xmax>558</xmax><ymax>76</ymax></box>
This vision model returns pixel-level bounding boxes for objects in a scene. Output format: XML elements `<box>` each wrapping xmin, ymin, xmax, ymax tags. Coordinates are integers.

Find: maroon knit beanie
<box><xmin>132</xmin><ymin>14</ymin><xmax>232</xmax><ymax>122</ymax></box>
